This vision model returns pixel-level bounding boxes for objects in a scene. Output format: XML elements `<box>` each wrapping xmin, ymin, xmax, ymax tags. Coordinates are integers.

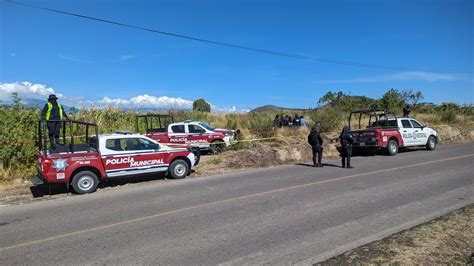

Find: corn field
<box><xmin>0</xmin><ymin>101</ymin><xmax>472</xmax><ymax>182</ymax></box>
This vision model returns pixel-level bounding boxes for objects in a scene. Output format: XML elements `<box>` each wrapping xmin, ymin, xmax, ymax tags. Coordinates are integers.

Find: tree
<box><xmin>401</xmin><ymin>90</ymin><xmax>424</xmax><ymax>106</ymax></box>
<box><xmin>380</xmin><ymin>89</ymin><xmax>404</xmax><ymax>113</ymax></box>
<box><xmin>193</xmin><ymin>98</ymin><xmax>211</xmax><ymax>112</ymax></box>
<box><xmin>11</xmin><ymin>92</ymin><xmax>23</xmax><ymax>110</ymax></box>
<box><xmin>318</xmin><ymin>91</ymin><xmax>336</xmax><ymax>106</ymax></box>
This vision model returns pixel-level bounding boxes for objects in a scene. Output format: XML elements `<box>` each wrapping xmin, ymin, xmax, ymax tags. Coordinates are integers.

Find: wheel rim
<box><xmin>174</xmin><ymin>163</ymin><xmax>186</xmax><ymax>177</ymax></box>
<box><xmin>78</xmin><ymin>176</ymin><xmax>94</xmax><ymax>191</ymax></box>
<box><xmin>390</xmin><ymin>142</ymin><xmax>397</xmax><ymax>154</ymax></box>
<box><xmin>429</xmin><ymin>138</ymin><xmax>435</xmax><ymax>149</ymax></box>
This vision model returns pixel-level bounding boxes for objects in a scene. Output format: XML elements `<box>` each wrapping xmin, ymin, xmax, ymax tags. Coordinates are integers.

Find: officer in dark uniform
<box><xmin>308</xmin><ymin>124</ymin><xmax>323</xmax><ymax>167</ymax></box>
<box><xmin>340</xmin><ymin>126</ymin><xmax>354</xmax><ymax>168</ymax></box>
<box><xmin>403</xmin><ymin>104</ymin><xmax>411</xmax><ymax>118</ymax></box>
<box><xmin>41</xmin><ymin>94</ymin><xmax>68</xmax><ymax>148</ymax></box>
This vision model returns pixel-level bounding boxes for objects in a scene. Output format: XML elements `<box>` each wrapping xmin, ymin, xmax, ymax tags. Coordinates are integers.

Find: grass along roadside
<box><xmin>319</xmin><ymin>204</ymin><xmax>474</xmax><ymax>265</ymax></box>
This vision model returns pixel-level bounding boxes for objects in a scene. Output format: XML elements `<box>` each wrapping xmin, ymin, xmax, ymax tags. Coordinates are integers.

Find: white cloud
<box><xmin>0</xmin><ymin>81</ymin><xmax>246</xmax><ymax>112</ymax></box>
<box><xmin>101</xmin><ymin>94</ymin><xmax>193</xmax><ymax>109</ymax></box>
<box><xmin>119</xmin><ymin>54</ymin><xmax>136</xmax><ymax>61</ymax></box>
<box><xmin>318</xmin><ymin>71</ymin><xmax>463</xmax><ymax>83</ymax></box>
<box><xmin>0</xmin><ymin>81</ymin><xmax>62</xmax><ymax>102</ymax></box>
<box><xmin>211</xmin><ymin>104</ymin><xmax>239</xmax><ymax>113</ymax></box>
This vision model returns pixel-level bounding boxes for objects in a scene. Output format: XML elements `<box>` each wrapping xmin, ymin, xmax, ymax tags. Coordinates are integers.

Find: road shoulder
<box><xmin>319</xmin><ymin>204</ymin><xmax>473</xmax><ymax>265</ymax></box>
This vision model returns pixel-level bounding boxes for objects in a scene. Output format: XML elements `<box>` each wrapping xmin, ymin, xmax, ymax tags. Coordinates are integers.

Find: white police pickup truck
<box><xmin>349</xmin><ymin>110</ymin><xmax>439</xmax><ymax>155</ymax></box>
<box><xmin>143</xmin><ymin>120</ymin><xmax>236</xmax><ymax>153</ymax></box>
<box><xmin>33</xmin><ymin>120</ymin><xmax>200</xmax><ymax>194</ymax></box>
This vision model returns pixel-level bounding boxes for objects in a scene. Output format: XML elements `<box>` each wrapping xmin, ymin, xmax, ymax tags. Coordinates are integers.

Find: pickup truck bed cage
<box><xmin>136</xmin><ymin>114</ymin><xmax>174</xmax><ymax>134</ymax></box>
<box><xmin>349</xmin><ymin>109</ymin><xmax>398</xmax><ymax>130</ymax></box>
<box><xmin>36</xmin><ymin>119</ymin><xmax>99</xmax><ymax>154</ymax></box>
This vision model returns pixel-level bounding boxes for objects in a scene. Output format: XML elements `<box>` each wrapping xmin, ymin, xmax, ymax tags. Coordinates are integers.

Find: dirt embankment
<box><xmin>196</xmin><ymin>123</ymin><xmax>474</xmax><ymax>176</ymax></box>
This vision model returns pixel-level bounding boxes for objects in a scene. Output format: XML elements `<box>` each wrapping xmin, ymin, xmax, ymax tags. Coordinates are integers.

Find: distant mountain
<box><xmin>250</xmin><ymin>105</ymin><xmax>310</xmax><ymax>113</ymax></box>
<box><xmin>0</xmin><ymin>98</ymin><xmax>73</xmax><ymax>113</ymax></box>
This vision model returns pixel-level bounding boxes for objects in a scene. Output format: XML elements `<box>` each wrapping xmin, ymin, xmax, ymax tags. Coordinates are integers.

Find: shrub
<box><xmin>248</xmin><ymin>113</ymin><xmax>275</xmax><ymax>137</ymax></box>
<box><xmin>308</xmin><ymin>107</ymin><xmax>344</xmax><ymax>133</ymax></box>
<box><xmin>439</xmin><ymin>109</ymin><xmax>457</xmax><ymax>123</ymax></box>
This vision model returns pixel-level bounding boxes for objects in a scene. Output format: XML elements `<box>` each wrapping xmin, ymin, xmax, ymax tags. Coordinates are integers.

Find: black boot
<box><xmin>341</xmin><ymin>157</ymin><xmax>346</xmax><ymax>168</ymax></box>
<box><xmin>318</xmin><ymin>155</ymin><xmax>323</xmax><ymax>167</ymax></box>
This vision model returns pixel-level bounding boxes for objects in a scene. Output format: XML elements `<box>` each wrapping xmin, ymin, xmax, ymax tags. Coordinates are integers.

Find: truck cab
<box><xmin>348</xmin><ymin>110</ymin><xmax>438</xmax><ymax>156</ymax></box>
<box><xmin>32</xmin><ymin>120</ymin><xmax>199</xmax><ymax>194</ymax></box>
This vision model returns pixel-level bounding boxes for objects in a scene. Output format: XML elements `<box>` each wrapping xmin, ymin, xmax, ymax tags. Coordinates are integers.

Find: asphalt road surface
<box><xmin>0</xmin><ymin>143</ymin><xmax>473</xmax><ymax>265</ymax></box>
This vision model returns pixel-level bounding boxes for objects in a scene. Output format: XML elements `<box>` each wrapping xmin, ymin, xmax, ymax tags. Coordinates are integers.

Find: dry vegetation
<box><xmin>320</xmin><ymin>204</ymin><xmax>474</xmax><ymax>265</ymax></box>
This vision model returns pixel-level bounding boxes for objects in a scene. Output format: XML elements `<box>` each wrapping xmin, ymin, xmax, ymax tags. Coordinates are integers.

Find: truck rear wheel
<box><xmin>168</xmin><ymin>159</ymin><xmax>189</xmax><ymax>179</ymax></box>
<box><xmin>210</xmin><ymin>140</ymin><xmax>225</xmax><ymax>154</ymax></box>
<box><xmin>387</xmin><ymin>140</ymin><xmax>398</xmax><ymax>156</ymax></box>
<box><xmin>426</xmin><ymin>136</ymin><xmax>436</xmax><ymax>150</ymax></box>
<box><xmin>71</xmin><ymin>171</ymin><xmax>99</xmax><ymax>194</ymax></box>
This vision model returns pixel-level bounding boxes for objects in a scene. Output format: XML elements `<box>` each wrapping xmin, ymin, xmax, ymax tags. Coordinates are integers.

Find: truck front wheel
<box><xmin>168</xmin><ymin>159</ymin><xmax>189</xmax><ymax>179</ymax></box>
<box><xmin>387</xmin><ymin>140</ymin><xmax>398</xmax><ymax>156</ymax></box>
<box><xmin>71</xmin><ymin>171</ymin><xmax>99</xmax><ymax>194</ymax></box>
<box><xmin>426</xmin><ymin>136</ymin><xmax>437</xmax><ymax>150</ymax></box>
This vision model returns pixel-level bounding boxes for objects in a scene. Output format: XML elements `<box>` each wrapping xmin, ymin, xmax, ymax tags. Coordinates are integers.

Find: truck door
<box><xmin>102</xmin><ymin>137</ymin><xmax>169</xmax><ymax>177</ymax></box>
<box><xmin>186</xmin><ymin>124</ymin><xmax>209</xmax><ymax>148</ymax></box>
<box><xmin>400</xmin><ymin>119</ymin><xmax>415</xmax><ymax>146</ymax></box>
<box><xmin>410</xmin><ymin>119</ymin><xmax>429</xmax><ymax>145</ymax></box>
<box><xmin>102</xmin><ymin>137</ymin><xmax>136</xmax><ymax>177</ymax></box>
<box><xmin>168</xmin><ymin>124</ymin><xmax>187</xmax><ymax>145</ymax></box>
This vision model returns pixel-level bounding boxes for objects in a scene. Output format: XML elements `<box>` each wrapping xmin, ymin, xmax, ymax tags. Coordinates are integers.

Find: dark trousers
<box><xmin>47</xmin><ymin>121</ymin><xmax>61</xmax><ymax>146</ymax></box>
<box><xmin>312</xmin><ymin>145</ymin><xmax>322</xmax><ymax>166</ymax></box>
<box><xmin>341</xmin><ymin>146</ymin><xmax>352</xmax><ymax>167</ymax></box>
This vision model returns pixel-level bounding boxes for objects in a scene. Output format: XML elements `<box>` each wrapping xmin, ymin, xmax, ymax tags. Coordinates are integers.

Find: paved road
<box><xmin>0</xmin><ymin>144</ymin><xmax>473</xmax><ymax>265</ymax></box>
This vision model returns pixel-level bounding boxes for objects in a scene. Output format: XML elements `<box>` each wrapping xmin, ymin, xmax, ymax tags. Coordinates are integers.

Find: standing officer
<box><xmin>41</xmin><ymin>94</ymin><xmax>68</xmax><ymax>148</ymax></box>
<box><xmin>340</xmin><ymin>126</ymin><xmax>354</xmax><ymax>168</ymax></box>
<box><xmin>308</xmin><ymin>123</ymin><xmax>323</xmax><ymax>167</ymax></box>
<box><xmin>403</xmin><ymin>104</ymin><xmax>411</xmax><ymax>118</ymax></box>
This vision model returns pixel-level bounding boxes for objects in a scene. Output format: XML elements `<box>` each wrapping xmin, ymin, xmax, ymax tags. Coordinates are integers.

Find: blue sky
<box><xmin>1</xmin><ymin>0</ymin><xmax>473</xmax><ymax>111</ymax></box>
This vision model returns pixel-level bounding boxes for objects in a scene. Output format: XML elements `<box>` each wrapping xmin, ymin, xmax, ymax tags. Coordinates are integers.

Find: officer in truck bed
<box><xmin>41</xmin><ymin>94</ymin><xmax>68</xmax><ymax>148</ymax></box>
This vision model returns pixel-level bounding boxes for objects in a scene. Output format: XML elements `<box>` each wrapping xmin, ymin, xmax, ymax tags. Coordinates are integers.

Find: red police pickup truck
<box><xmin>31</xmin><ymin>120</ymin><xmax>199</xmax><ymax>194</ymax></box>
<box><xmin>348</xmin><ymin>110</ymin><xmax>438</xmax><ymax>155</ymax></box>
<box><xmin>136</xmin><ymin>114</ymin><xmax>237</xmax><ymax>153</ymax></box>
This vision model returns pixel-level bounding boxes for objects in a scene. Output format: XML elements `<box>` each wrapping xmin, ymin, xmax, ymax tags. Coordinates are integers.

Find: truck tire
<box><xmin>168</xmin><ymin>159</ymin><xmax>189</xmax><ymax>179</ymax></box>
<box><xmin>426</xmin><ymin>135</ymin><xmax>437</xmax><ymax>150</ymax></box>
<box><xmin>191</xmin><ymin>147</ymin><xmax>201</xmax><ymax>166</ymax></box>
<box><xmin>387</xmin><ymin>140</ymin><xmax>398</xmax><ymax>156</ymax></box>
<box><xmin>71</xmin><ymin>171</ymin><xmax>99</xmax><ymax>194</ymax></box>
<box><xmin>210</xmin><ymin>140</ymin><xmax>225</xmax><ymax>154</ymax></box>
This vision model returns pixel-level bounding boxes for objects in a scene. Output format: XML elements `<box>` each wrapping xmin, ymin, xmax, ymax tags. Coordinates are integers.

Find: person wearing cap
<box><xmin>41</xmin><ymin>94</ymin><xmax>68</xmax><ymax>148</ymax></box>
<box><xmin>307</xmin><ymin>123</ymin><xmax>323</xmax><ymax>167</ymax></box>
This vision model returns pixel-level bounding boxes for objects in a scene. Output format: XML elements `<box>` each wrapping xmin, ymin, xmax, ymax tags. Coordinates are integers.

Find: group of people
<box><xmin>307</xmin><ymin>123</ymin><xmax>354</xmax><ymax>169</ymax></box>
<box><xmin>274</xmin><ymin>114</ymin><xmax>309</xmax><ymax>128</ymax></box>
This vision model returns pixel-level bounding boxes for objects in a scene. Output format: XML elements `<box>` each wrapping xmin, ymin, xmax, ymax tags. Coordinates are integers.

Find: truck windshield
<box><xmin>199</xmin><ymin>122</ymin><xmax>215</xmax><ymax>131</ymax></box>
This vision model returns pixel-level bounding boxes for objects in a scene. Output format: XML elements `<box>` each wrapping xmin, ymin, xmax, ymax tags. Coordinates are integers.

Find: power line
<box><xmin>2</xmin><ymin>0</ymin><xmax>464</xmax><ymax>73</ymax></box>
